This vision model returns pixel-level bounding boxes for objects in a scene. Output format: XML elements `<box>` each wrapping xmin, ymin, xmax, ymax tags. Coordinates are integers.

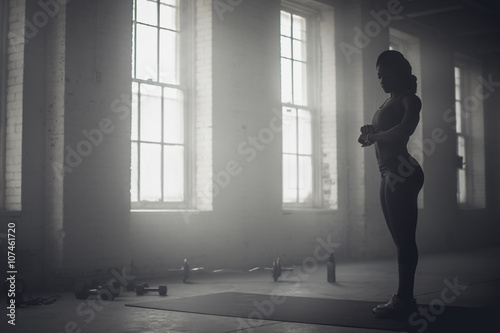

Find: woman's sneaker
<box><xmin>372</xmin><ymin>294</ymin><xmax>417</xmax><ymax>319</ymax></box>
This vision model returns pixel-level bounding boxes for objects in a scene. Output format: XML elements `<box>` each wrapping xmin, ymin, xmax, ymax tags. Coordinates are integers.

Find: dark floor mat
<box><xmin>126</xmin><ymin>292</ymin><xmax>500</xmax><ymax>332</ymax></box>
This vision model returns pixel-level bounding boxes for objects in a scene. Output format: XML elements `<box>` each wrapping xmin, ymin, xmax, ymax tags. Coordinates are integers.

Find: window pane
<box><xmin>298</xmin><ymin>109</ymin><xmax>312</xmax><ymax>155</ymax></box>
<box><xmin>455</xmin><ymin>83</ymin><xmax>461</xmax><ymax>101</ymax></box>
<box><xmin>280</xmin><ymin>36</ymin><xmax>291</xmax><ymax>59</ymax></box>
<box><xmin>293</xmin><ymin>61</ymin><xmax>307</xmax><ymax>105</ymax></box>
<box><xmin>131</xmin><ymin>82</ymin><xmax>139</xmax><ymax>141</ymax></box>
<box><xmin>281</xmin><ymin>58</ymin><xmax>292</xmax><ymax>104</ymax></box>
<box><xmin>281</xmin><ymin>11</ymin><xmax>291</xmax><ymax>37</ymax></box>
<box><xmin>457</xmin><ymin>134</ymin><xmax>466</xmax><ymax>204</ymax></box>
<box><xmin>163</xmin><ymin>88</ymin><xmax>184</xmax><ymax>144</ymax></box>
<box><xmin>282</xmin><ymin>107</ymin><xmax>297</xmax><ymax>154</ymax></box>
<box><xmin>293</xmin><ymin>15</ymin><xmax>307</xmax><ymax>41</ymax></box>
<box><xmin>283</xmin><ymin>154</ymin><xmax>297</xmax><ymax>203</ymax></box>
<box><xmin>140</xmin><ymin>85</ymin><xmax>162</xmax><ymax>142</ymax></box>
<box><xmin>160</xmin><ymin>3</ymin><xmax>178</xmax><ymax>30</ymax></box>
<box><xmin>132</xmin><ymin>23</ymin><xmax>136</xmax><ymax>77</ymax></box>
<box><xmin>455</xmin><ymin>101</ymin><xmax>462</xmax><ymax>133</ymax></box>
<box><xmin>458</xmin><ymin>169</ymin><xmax>466</xmax><ymax>203</ymax></box>
<box><xmin>131</xmin><ymin>142</ymin><xmax>139</xmax><ymax>202</ymax></box>
<box><xmin>159</xmin><ymin>29</ymin><xmax>179</xmax><ymax>84</ymax></box>
<box><xmin>140</xmin><ymin>143</ymin><xmax>162</xmax><ymax>201</ymax></box>
<box><xmin>454</xmin><ymin>67</ymin><xmax>460</xmax><ymax>84</ymax></box>
<box><xmin>137</xmin><ymin>0</ymin><xmax>158</xmax><ymax>26</ymax></box>
<box><xmin>136</xmin><ymin>24</ymin><xmax>158</xmax><ymax>81</ymax></box>
<box><xmin>293</xmin><ymin>39</ymin><xmax>306</xmax><ymax>61</ymax></box>
<box><xmin>457</xmin><ymin>135</ymin><xmax>466</xmax><ymax>165</ymax></box>
<box><xmin>160</xmin><ymin>0</ymin><xmax>177</xmax><ymax>5</ymax></box>
<box><xmin>163</xmin><ymin>145</ymin><xmax>184</xmax><ymax>201</ymax></box>
<box><xmin>298</xmin><ymin>155</ymin><xmax>312</xmax><ymax>203</ymax></box>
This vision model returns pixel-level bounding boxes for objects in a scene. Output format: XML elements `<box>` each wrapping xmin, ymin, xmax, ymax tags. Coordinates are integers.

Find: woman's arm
<box><xmin>368</xmin><ymin>94</ymin><xmax>421</xmax><ymax>143</ymax></box>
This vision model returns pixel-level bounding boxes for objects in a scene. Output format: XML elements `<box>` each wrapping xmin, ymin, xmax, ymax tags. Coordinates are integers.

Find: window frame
<box><xmin>280</xmin><ymin>3</ymin><xmax>322</xmax><ymax>209</ymax></box>
<box><xmin>131</xmin><ymin>0</ymin><xmax>195</xmax><ymax>210</ymax></box>
<box><xmin>454</xmin><ymin>63</ymin><xmax>467</xmax><ymax>205</ymax></box>
<box><xmin>389</xmin><ymin>35</ymin><xmax>408</xmax><ymax>54</ymax></box>
<box><xmin>454</xmin><ymin>54</ymin><xmax>485</xmax><ymax>209</ymax></box>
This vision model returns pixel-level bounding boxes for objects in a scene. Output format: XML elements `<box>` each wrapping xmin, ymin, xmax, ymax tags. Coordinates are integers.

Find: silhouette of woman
<box><xmin>359</xmin><ymin>50</ymin><xmax>424</xmax><ymax>318</ymax></box>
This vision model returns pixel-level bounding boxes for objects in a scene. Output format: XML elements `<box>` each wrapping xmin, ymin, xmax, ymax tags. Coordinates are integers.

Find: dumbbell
<box><xmin>167</xmin><ymin>259</ymin><xmax>205</xmax><ymax>283</ymax></box>
<box><xmin>74</xmin><ymin>282</ymin><xmax>116</xmax><ymax>301</ymax></box>
<box><xmin>90</xmin><ymin>279</ymin><xmax>121</xmax><ymax>298</ymax></box>
<box><xmin>272</xmin><ymin>258</ymin><xmax>294</xmax><ymax>281</ymax></box>
<box><xmin>135</xmin><ymin>284</ymin><xmax>167</xmax><ymax>296</ymax></box>
<box><xmin>249</xmin><ymin>258</ymin><xmax>294</xmax><ymax>281</ymax></box>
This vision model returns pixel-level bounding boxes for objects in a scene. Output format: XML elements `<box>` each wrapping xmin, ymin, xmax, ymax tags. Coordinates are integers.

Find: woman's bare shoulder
<box><xmin>401</xmin><ymin>93</ymin><xmax>422</xmax><ymax>110</ymax></box>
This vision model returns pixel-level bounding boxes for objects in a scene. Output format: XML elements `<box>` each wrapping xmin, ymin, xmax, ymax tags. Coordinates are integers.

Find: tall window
<box><xmin>454</xmin><ymin>65</ymin><xmax>468</xmax><ymax>204</ymax></box>
<box><xmin>280</xmin><ymin>4</ymin><xmax>337</xmax><ymax>210</ymax></box>
<box><xmin>453</xmin><ymin>57</ymin><xmax>486</xmax><ymax>208</ymax></box>
<box><xmin>131</xmin><ymin>0</ymin><xmax>190</xmax><ymax>209</ymax></box>
<box><xmin>280</xmin><ymin>9</ymin><xmax>317</xmax><ymax>207</ymax></box>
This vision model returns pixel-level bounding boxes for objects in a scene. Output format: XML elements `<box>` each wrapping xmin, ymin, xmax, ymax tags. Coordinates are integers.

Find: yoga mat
<box><xmin>127</xmin><ymin>292</ymin><xmax>498</xmax><ymax>332</ymax></box>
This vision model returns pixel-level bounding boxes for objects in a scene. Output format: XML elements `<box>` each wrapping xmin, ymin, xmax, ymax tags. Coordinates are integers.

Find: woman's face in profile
<box><xmin>376</xmin><ymin>65</ymin><xmax>400</xmax><ymax>94</ymax></box>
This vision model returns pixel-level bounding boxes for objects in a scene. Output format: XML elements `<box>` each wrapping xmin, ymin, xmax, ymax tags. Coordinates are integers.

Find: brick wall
<box><xmin>42</xmin><ymin>0</ymin><xmax>66</xmax><ymax>279</ymax></box>
<box><xmin>320</xmin><ymin>8</ymin><xmax>338</xmax><ymax>210</ymax></box>
<box><xmin>195</xmin><ymin>0</ymin><xmax>213</xmax><ymax>211</ymax></box>
<box><xmin>4</xmin><ymin>0</ymin><xmax>24</xmax><ymax>211</ymax></box>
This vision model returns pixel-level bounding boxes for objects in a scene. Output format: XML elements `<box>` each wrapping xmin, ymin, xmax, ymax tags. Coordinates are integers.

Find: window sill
<box><xmin>282</xmin><ymin>208</ymin><xmax>337</xmax><ymax>214</ymax></box>
<box><xmin>131</xmin><ymin>209</ymin><xmax>210</xmax><ymax>213</ymax></box>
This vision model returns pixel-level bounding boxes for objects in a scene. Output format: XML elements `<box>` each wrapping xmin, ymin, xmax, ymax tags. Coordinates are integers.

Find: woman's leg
<box><xmin>379</xmin><ymin>176</ymin><xmax>391</xmax><ymax>236</ymax></box>
<box><xmin>382</xmin><ymin>166</ymin><xmax>423</xmax><ymax>300</ymax></box>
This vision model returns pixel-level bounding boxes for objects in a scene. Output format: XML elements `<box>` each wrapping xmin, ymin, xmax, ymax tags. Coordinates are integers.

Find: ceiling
<box><xmin>390</xmin><ymin>0</ymin><xmax>500</xmax><ymax>54</ymax></box>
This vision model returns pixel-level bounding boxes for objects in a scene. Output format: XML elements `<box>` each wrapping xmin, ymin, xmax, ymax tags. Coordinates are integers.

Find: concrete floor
<box><xmin>2</xmin><ymin>247</ymin><xmax>500</xmax><ymax>333</ymax></box>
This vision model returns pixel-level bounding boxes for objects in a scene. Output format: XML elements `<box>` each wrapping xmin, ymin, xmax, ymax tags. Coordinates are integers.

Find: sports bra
<box><xmin>371</xmin><ymin>92</ymin><xmax>415</xmax><ymax>166</ymax></box>
<box><xmin>372</xmin><ymin>94</ymin><xmax>407</xmax><ymax>132</ymax></box>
